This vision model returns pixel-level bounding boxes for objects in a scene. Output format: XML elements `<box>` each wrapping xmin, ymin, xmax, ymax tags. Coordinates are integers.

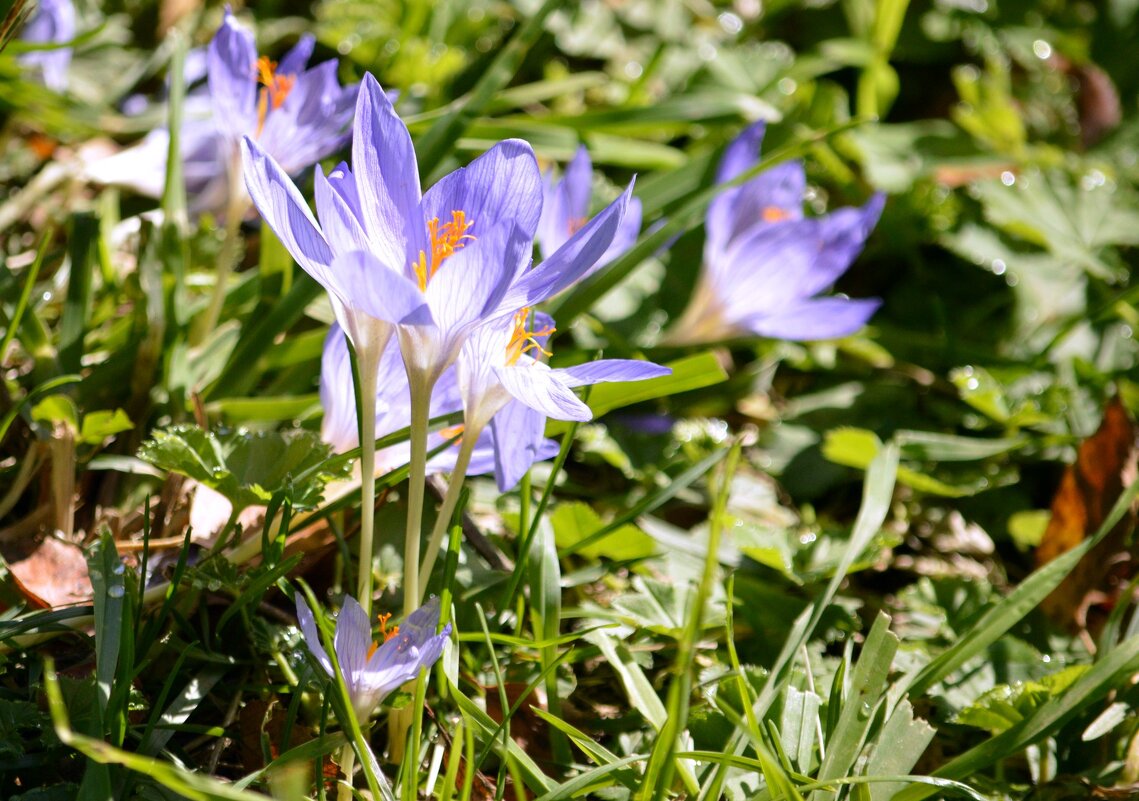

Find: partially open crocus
<box><xmin>415</xmin><ymin>307</ymin><xmax>669</xmax><ymax>586</ymax></box>
<box><xmin>19</xmin><ymin>0</ymin><xmax>75</xmax><ymax>92</ymax></box>
<box><xmin>319</xmin><ymin>323</ymin><xmax>500</xmax><ymax>479</ymax></box>
<box><xmin>209</xmin><ymin>10</ymin><xmax>356</xmax><ymax>199</ymax></box>
<box><xmin>453</xmin><ymin>307</ymin><xmax>668</xmax><ymax>491</ymax></box>
<box><xmin>296</xmin><ymin>594</ymin><xmax>450</xmax><ymax>721</ymax></box>
<box><xmin>85</xmin><ymin>98</ymin><xmax>233</xmax><ymax>217</ymax></box>
<box><xmin>90</xmin><ymin>9</ymin><xmax>356</xmax><ymax>222</ymax></box>
<box><xmin>667</xmin><ymin>121</ymin><xmax>885</xmax><ymax>345</ymax></box>
<box><xmin>536</xmin><ymin>146</ymin><xmax>642</xmax><ymax>273</ymax></box>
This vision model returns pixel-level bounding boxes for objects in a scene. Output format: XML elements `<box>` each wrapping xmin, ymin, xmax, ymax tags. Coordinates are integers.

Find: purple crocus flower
<box><xmin>85</xmin><ymin>98</ymin><xmax>234</xmax><ymax>217</ymax></box>
<box><xmin>320</xmin><ymin>323</ymin><xmax>501</xmax><ymax>478</ymax></box>
<box><xmin>89</xmin><ymin>10</ymin><xmax>357</xmax><ymax>221</ymax></box>
<box><xmin>296</xmin><ymin>593</ymin><xmax>450</xmax><ymax>721</ymax></box>
<box><xmin>19</xmin><ymin>0</ymin><xmax>75</xmax><ymax>92</ymax></box>
<box><xmin>454</xmin><ymin>308</ymin><xmax>669</xmax><ymax>483</ymax></box>
<box><xmin>667</xmin><ymin>121</ymin><xmax>885</xmax><ymax>345</ymax></box>
<box><xmin>209</xmin><ymin>10</ymin><xmax>356</xmax><ymax>182</ymax></box>
<box><xmin>242</xmin><ymin>72</ymin><xmax>634</xmax><ymax>388</ymax></box>
<box><xmin>536</xmin><ymin>146</ymin><xmax>642</xmax><ymax>272</ymax></box>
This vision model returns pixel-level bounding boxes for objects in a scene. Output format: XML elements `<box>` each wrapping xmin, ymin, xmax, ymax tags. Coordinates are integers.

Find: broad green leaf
<box><xmin>78</xmin><ymin>409</ymin><xmax>133</xmax><ymax>445</ymax></box>
<box><xmin>894</xmin><ymin>430</ymin><xmax>1026</xmax><ymax>461</ymax></box>
<box><xmin>547</xmin><ymin>352</ymin><xmax>727</xmax><ymax>436</ymax></box>
<box><xmin>823</xmin><ymin>428</ymin><xmax>994</xmax><ymax>497</ymax></box>
<box><xmin>550</xmin><ymin>501</ymin><xmax>657</xmax><ymax>560</ymax></box>
<box><xmin>1007</xmin><ymin>510</ymin><xmax>1051</xmax><ymax>551</ymax></box>
<box><xmin>208</xmin><ymin>394</ymin><xmax>321</xmax><ymax>424</ymax></box>
<box><xmin>31</xmin><ymin>394</ymin><xmax>78</xmax><ymax>430</ymax></box>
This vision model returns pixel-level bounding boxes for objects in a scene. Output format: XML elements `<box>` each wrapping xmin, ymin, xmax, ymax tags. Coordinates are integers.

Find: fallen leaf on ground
<box><xmin>1036</xmin><ymin>396</ymin><xmax>1138</xmax><ymax>629</ymax></box>
<box><xmin>9</xmin><ymin>535</ymin><xmax>93</xmax><ymax>609</ymax></box>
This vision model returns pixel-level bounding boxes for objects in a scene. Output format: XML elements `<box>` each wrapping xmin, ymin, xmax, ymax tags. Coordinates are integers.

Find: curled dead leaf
<box><xmin>1036</xmin><ymin>396</ymin><xmax>1138</xmax><ymax>630</ymax></box>
<box><xmin>8</xmin><ymin>535</ymin><xmax>93</xmax><ymax>609</ymax></box>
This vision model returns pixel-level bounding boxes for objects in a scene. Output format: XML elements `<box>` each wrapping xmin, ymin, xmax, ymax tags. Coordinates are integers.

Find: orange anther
<box><xmin>762</xmin><ymin>206</ymin><xmax>791</xmax><ymax>223</ymax></box>
<box><xmin>253</xmin><ymin>55</ymin><xmax>297</xmax><ymax>137</ymax></box>
<box><xmin>377</xmin><ymin>612</ymin><xmax>400</xmax><ymax>642</ymax></box>
<box><xmin>505</xmin><ymin>307</ymin><xmax>556</xmax><ymax>366</ymax></box>
<box><xmin>413</xmin><ymin>211</ymin><xmax>475</xmax><ymax>290</ymax></box>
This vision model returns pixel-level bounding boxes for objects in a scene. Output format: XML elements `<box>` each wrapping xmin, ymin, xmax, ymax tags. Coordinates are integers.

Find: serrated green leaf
<box><xmin>953</xmin><ymin>665</ymin><xmax>1088</xmax><ymax>735</ymax></box>
<box><xmin>138</xmin><ymin>424</ymin><xmax>348</xmax><ymax>511</ymax></box>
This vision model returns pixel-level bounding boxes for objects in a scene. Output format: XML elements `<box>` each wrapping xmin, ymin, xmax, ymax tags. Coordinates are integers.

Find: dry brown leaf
<box><xmin>1036</xmin><ymin>396</ymin><xmax>1138</xmax><ymax>628</ymax></box>
<box><xmin>8</xmin><ymin>535</ymin><xmax>93</xmax><ymax>609</ymax></box>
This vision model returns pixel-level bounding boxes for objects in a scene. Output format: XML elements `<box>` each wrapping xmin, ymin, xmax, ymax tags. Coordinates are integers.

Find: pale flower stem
<box><xmin>403</xmin><ymin>372</ymin><xmax>435</xmax><ymax>618</ymax></box>
<box><xmin>338</xmin><ymin>744</ymin><xmax>356</xmax><ymax>800</ymax></box>
<box><xmin>417</xmin><ymin>428</ymin><xmax>479</xmax><ymax>595</ymax></box>
<box><xmin>354</xmin><ymin>340</ymin><xmax>382</xmax><ymax>618</ymax></box>
<box><xmin>193</xmin><ymin>181</ymin><xmax>249</xmax><ymax>346</ymax></box>
<box><xmin>390</xmin><ymin>371</ymin><xmax>434</xmax><ymax>768</ymax></box>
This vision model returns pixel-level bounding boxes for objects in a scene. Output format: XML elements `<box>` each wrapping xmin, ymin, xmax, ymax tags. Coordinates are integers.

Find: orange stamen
<box><xmin>254</xmin><ymin>55</ymin><xmax>297</xmax><ymax>137</ymax></box>
<box><xmin>365</xmin><ymin>612</ymin><xmax>400</xmax><ymax>658</ymax></box>
<box><xmin>567</xmin><ymin>216</ymin><xmax>587</xmax><ymax>235</ymax></box>
<box><xmin>762</xmin><ymin>206</ymin><xmax>791</xmax><ymax>223</ymax></box>
<box><xmin>378</xmin><ymin>612</ymin><xmax>400</xmax><ymax>642</ymax></box>
<box><xmin>505</xmin><ymin>307</ymin><xmax>556</xmax><ymax>366</ymax></box>
<box><xmin>413</xmin><ymin>211</ymin><xmax>475</xmax><ymax>290</ymax></box>
<box><xmin>441</xmin><ymin>424</ymin><xmax>465</xmax><ymax>441</ymax></box>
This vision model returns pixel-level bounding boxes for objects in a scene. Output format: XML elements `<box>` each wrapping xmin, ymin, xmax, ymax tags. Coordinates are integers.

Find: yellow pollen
<box><xmin>505</xmin><ymin>307</ymin><xmax>555</xmax><ymax>366</ymax></box>
<box><xmin>762</xmin><ymin>206</ymin><xmax>791</xmax><ymax>223</ymax></box>
<box><xmin>413</xmin><ymin>211</ymin><xmax>475</xmax><ymax>291</ymax></box>
<box><xmin>441</xmin><ymin>424</ymin><xmax>465</xmax><ymax>442</ymax></box>
<box><xmin>254</xmin><ymin>56</ymin><xmax>297</xmax><ymax>137</ymax></box>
